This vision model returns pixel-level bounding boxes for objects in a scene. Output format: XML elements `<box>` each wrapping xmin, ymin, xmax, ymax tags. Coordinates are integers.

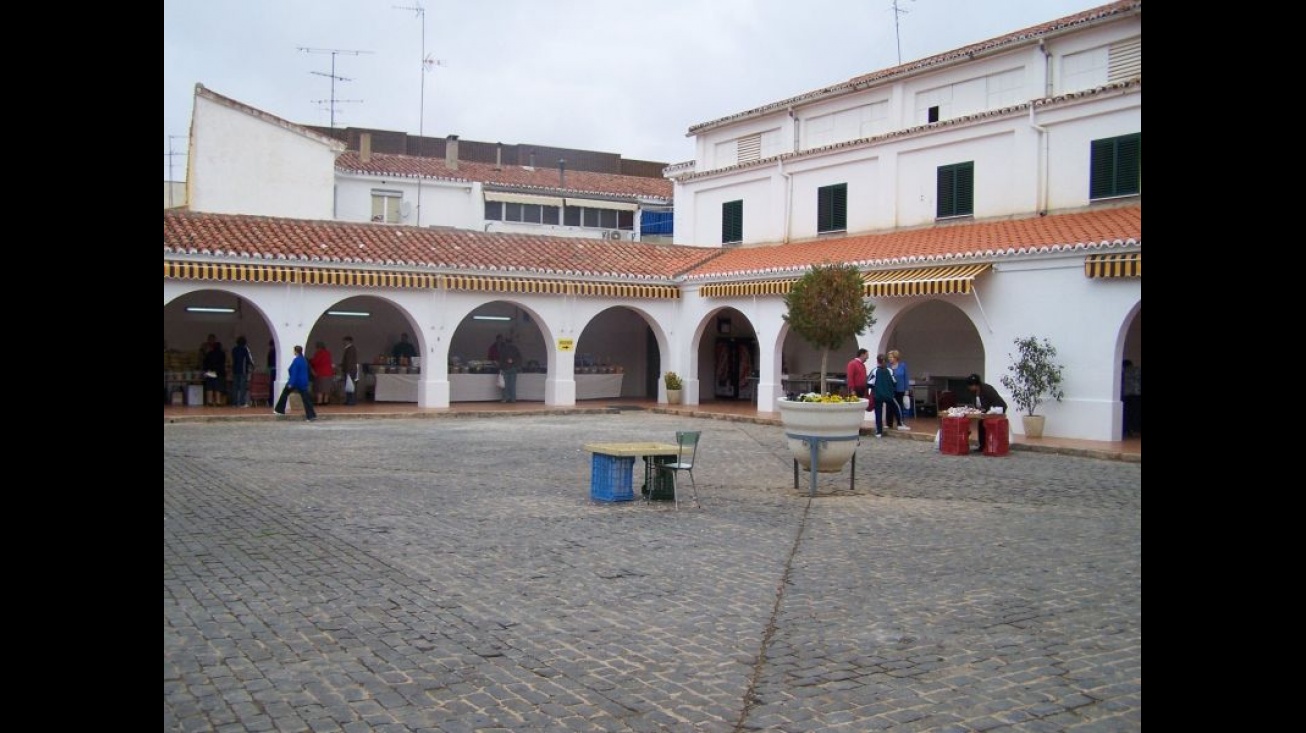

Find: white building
<box><xmin>164</xmin><ymin>0</ymin><xmax>1141</xmax><ymax>443</ymax></box>
<box><xmin>184</xmin><ymin>85</ymin><xmax>674</xmax><ymax>242</ymax></box>
<box><xmin>670</xmin><ymin>0</ymin><xmax>1139</xmax><ymax>246</ymax></box>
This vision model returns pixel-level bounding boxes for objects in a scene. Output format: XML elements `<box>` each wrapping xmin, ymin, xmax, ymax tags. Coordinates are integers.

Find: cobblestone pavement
<box><xmin>164</xmin><ymin>413</ymin><xmax>1141</xmax><ymax>733</ymax></box>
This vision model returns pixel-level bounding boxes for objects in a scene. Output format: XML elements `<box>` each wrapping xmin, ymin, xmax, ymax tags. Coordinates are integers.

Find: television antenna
<box><xmin>165</xmin><ymin>135</ymin><xmax>187</xmax><ymax>207</ymax></box>
<box><xmin>394</xmin><ymin>3</ymin><xmax>447</xmax><ymax>226</ymax></box>
<box><xmin>297</xmin><ymin>46</ymin><xmax>373</xmax><ymax>128</ymax></box>
<box><xmin>891</xmin><ymin>0</ymin><xmax>916</xmax><ymax>65</ymax></box>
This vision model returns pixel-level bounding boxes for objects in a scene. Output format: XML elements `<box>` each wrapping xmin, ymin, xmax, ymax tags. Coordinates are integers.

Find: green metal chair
<box><xmin>652</xmin><ymin>430</ymin><xmax>701</xmax><ymax>510</ymax></box>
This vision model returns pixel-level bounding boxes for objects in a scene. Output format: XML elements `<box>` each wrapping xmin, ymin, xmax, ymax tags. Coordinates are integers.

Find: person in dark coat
<box><xmin>966</xmin><ymin>373</ymin><xmax>1008</xmax><ymax>453</ymax></box>
<box><xmin>869</xmin><ymin>353</ymin><xmax>896</xmax><ymax>437</ymax></box>
<box><xmin>202</xmin><ymin>340</ymin><xmax>227</xmax><ymax>406</ymax></box>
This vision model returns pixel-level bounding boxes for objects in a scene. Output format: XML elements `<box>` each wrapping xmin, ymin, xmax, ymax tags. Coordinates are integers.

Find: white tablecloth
<box><xmin>376</xmin><ymin>373</ymin><xmax>626</xmax><ymax>402</ymax></box>
<box><xmin>374</xmin><ymin>373</ymin><xmax>421</xmax><ymax>402</ymax></box>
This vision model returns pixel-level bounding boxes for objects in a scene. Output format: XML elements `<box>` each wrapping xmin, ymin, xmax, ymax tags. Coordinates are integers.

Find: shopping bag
<box><xmin>496</xmin><ymin>373</ymin><xmax>506</xmax><ymax>388</ymax></box>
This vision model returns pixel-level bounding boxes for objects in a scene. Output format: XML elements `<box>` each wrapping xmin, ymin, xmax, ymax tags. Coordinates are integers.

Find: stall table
<box><xmin>373</xmin><ymin>373</ymin><xmax>626</xmax><ymax>403</ymax></box>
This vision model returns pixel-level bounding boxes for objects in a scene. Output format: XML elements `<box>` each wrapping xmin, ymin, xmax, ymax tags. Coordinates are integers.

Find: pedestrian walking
<box><xmin>273</xmin><ymin>345</ymin><xmax>317</xmax><ymax>421</ymax></box>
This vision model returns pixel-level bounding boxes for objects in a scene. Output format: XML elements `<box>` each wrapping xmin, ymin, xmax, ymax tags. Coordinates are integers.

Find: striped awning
<box><xmin>700</xmin><ymin>279</ymin><xmax>798</xmax><ymax>298</ymax></box>
<box><xmin>1084</xmin><ymin>252</ymin><xmax>1140</xmax><ymax>278</ymax></box>
<box><xmin>862</xmin><ymin>264</ymin><xmax>991</xmax><ymax>298</ymax></box>
<box><xmin>163</xmin><ymin>261</ymin><xmax>438</xmax><ymax>289</ymax></box>
<box><xmin>164</xmin><ymin>261</ymin><xmax>679</xmax><ymax>299</ymax></box>
<box><xmin>441</xmin><ymin>275</ymin><xmax>678</xmax><ymax>299</ymax></box>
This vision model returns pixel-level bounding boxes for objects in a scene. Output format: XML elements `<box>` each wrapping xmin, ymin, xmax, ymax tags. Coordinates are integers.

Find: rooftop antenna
<box><xmin>394</xmin><ymin>3</ymin><xmax>446</xmax><ymax>227</ymax></box>
<box><xmin>297</xmin><ymin>46</ymin><xmax>373</xmax><ymax>128</ymax></box>
<box><xmin>165</xmin><ymin>134</ymin><xmax>187</xmax><ymax>208</ymax></box>
<box><xmin>891</xmin><ymin>0</ymin><xmax>916</xmax><ymax>65</ymax></box>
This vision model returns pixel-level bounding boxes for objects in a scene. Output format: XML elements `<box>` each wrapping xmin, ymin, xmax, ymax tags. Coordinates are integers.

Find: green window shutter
<box><xmin>1115</xmin><ymin>134</ymin><xmax>1141</xmax><ymax>195</ymax></box>
<box><xmin>956</xmin><ymin>162</ymin><xmax>973</xmax><ymax>215</ymax></box>
<box><xmin>937</xmin><ymin>163</ymin><xmax>973</xmax><ymax>217</ymax></box>
<box><xmin>1091</xmin><ymin>133</ymin><xmax>1141</xmax><ymax>199</ymax></box>
<box><xmin>722</xmin><ymin>200</ymin><xmax>743</xmax><ymax>243</ymax></box>
<box><xmin>817</xmin><ymin>183</ymin><xmax>847</xmax><ymax>232</ymax></box>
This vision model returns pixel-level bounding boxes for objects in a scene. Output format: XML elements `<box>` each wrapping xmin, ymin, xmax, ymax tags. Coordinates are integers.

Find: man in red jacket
<box><xmin>845</xmin><ymin>348</ymin><xmax>870</xmax><ymax>417</ymax></box>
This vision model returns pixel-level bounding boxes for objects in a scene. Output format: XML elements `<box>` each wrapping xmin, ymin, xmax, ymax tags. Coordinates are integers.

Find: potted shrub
<box><xmin>663</xmin><ymin>371</ymin><xmax>684</xmax><ymax>405</ymax></box>
<box><xmin>999</xmin><ymin>335</ymin><xmax>1065</xmax><ymax>439</ymax></box>
<box><xmin>778</xmin><ymin>263</ymin><xmax>877</xmax><ymax>488</ymax></box>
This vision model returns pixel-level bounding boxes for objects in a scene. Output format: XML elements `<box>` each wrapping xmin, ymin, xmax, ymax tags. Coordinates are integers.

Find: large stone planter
<box><xmin>666</xmin><ymin>389</ymin><xmax>682</xmax><ymax>405</ymax></box>
<box><xmin>1021</xmin><ymin>414</ymin><xmax>1045</xmax><ymax>439</ymax></box>
<box><xmin>777</xmin><ymin>399</ymin><xmax>869</xmax><ymax>474</ymax></box>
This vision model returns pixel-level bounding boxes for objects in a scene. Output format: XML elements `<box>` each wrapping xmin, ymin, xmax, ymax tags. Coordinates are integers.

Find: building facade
<box><xmin>164</xmin><ymin>1</ymin><xmax>1141</xmax><ymax>442</ymax></box>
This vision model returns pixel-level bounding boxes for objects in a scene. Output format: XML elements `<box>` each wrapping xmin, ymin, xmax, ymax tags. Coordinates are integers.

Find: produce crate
<box><xmin>642</xmin><ymin>455</ymin><xmax>676</xmax><ymax>501</ymax></box>
<box><xmin>982</xmin><ymin>417</ymin><xmax>1010</xmax><ymax>456</ymax></box>
<box><xmin>939</xmin><ymin>416</ymin><xmax>971</xmax><ymax>455</ymax></box>
<box><xmin>590</xmin><ymin>454</ymin><xmax>635</xmax><ymax>502</ymax></box>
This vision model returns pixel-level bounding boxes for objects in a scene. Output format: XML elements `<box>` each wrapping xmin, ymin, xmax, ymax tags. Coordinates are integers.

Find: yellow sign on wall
<box><xmin>558</xmin><ymin>338</ymin><xmax>575</xmax><ymax>351</ymax></box>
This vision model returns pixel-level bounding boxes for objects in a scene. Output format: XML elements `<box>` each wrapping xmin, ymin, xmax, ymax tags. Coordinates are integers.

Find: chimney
<box><xmin>558</xmin><ymin>159</ymin><xmax>566</xmax><ymax>189</ymax></box>
<box><xmin>445</xmin><ymin>134</ymin><xmax>459</xmax><ymax>170</ymax></box>
<box><xmin>528</xmin><ymin>150</ymin><xmax>535</xmax><ymax>169</ymax></box>
<box><xmin>359</xmin><ymin>132</ymin><xmax>372</xmax><ymax>163</ymax></box>
<box><xmin>495</xmin><ymin>142</ymin><xmax>502</xmax><ymax>171</ymax></box>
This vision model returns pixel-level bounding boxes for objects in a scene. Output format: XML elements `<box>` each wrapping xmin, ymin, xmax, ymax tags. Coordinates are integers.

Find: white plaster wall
<box><xmin>688</xmin><ymin>175</ymin><xmax>774</xmax><ymax>246</ymax></box>
<box><xmin>1037</xmin><ymin>96</ymin><xmax>1142</xmax><ymax>212</ymax></box>
<box><xmin>188</xmin><ymin>95</ymin><xmax>337</xmax><ymax>220</ymax></box>
<box><xmin>333</xmin><ymin>175</ymin><xmax>483</xmax><ymax>227</ymax></box>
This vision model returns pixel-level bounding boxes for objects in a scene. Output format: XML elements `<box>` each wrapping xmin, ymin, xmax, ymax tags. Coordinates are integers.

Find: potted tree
<box><xmin>778</xmin><ymin>263</ymin><xmax>877</xmax><ymax>481</ymax></box>
<box><xmin>663</xmin><ymin>371</ymin><xmax>684</xmax><ymax>405</ymax></box>
<box><xmin>999</xmin><ymin>335</ymin><xmax>1065</xmax><ymax>439</ymax></box>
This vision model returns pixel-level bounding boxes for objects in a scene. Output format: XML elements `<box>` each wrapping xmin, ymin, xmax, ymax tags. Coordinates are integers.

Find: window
<box><xmin>936</xmin><ymin>162</ymin><xmax>974</xmax><ymax>218</ymax></box>
<box><xmin>564</xmin><ymin>206</ymin><xmax>625</xmax><ymax>230</ymax></box>
<box><xmin>817</xmin><ymin>184</ymin><xmax>848</xmax><ymax>233</ymax></box>
<box><xmin>486</xmin><ymin>201</ymin><xmax>561</xmax><ymax>224</ymax></box>
<box><xmin>722</xmin><ymin>200</ymin><xmax>743</xmax><ymax>244</ymax></box>
<box><xmin>1090</xmin><ymin>134</ymin><xmax>1141</xmax><ymax>200</ymax></box>
<box><xmin>371</xmin><ymin>190</ymin><xmax>402</xmax><ymax>223</ymax></box>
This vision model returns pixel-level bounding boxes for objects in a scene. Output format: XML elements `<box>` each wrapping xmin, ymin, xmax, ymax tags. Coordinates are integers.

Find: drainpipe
<box><xmin>779</xmin><ymin>157</ymin><xmax>792</xmax><ymax>244</ymax></box>
<box><xmin>1029</xmin><ymin>106</ymin><xmax>1048</xmax><ymax>216</ymax></box>
<box><xmin>1030</xmin><ymin>39</ymin><xmax>1051</xmax><ymax>216</ymax></box>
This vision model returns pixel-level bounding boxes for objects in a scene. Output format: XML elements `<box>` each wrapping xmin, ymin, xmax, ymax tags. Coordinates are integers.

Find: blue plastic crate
<box><xmin>590</xmin><ymin>454</ymin><xmax>635</xmax><ymax>502</ymax></box>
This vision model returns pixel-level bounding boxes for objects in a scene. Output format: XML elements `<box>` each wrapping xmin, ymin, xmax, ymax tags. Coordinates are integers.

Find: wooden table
<box><xmin>582</xmin><ymin>442</ymin><xmax>680</xmax><ymax>502</ymax></box>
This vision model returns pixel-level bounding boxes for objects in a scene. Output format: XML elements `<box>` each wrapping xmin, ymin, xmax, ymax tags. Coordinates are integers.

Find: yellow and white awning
<box><xmin>1084</xmin><ymin>252</ymin><xmax>1140</xmax><ymax>278</ymax></box>
<box><xmin>164</xmin><ymin>261</ymin><xmax>679</xmax><ymax>299</ymax></box>
<box><xmin>699</xmin><ymin>279</ymin><xmax>798</xmax><ymax>298</ymax></box>
<box><xmin>862</xmin><ymin>264</ymin><xmax>991</xmax><ymax>298</ymax></box>
<box><xmin>163</xmin><ymin>261</ymin><xmax>439</xmax><ymax>289</ymax></box>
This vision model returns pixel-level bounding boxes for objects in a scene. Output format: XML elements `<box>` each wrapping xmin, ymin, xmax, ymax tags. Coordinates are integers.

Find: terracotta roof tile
<box><xmin>164</xmin><ymin>210</ymin><xmax>718</xmax><ymax>280</ymax></box>
<box><xmin>684</xmin><ymin>205</ymin><xmax>1141</xmax><ymax>279</ymax></box>
<box><xmin>165</xmin><ymin>205</ymin><xmax>1138</xmax><ymax>282</ymax></box>
<box><xmin>336</xmin><ymin>152</ymin><xmax>673</xmax><ymax>201</ymax></box>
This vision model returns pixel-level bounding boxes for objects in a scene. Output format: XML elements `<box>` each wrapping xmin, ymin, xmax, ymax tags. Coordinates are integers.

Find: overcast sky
<box><xmin>164</xmin><ymin>0</ymin><xmax>1102</xmax><ymax>180</ymax></box>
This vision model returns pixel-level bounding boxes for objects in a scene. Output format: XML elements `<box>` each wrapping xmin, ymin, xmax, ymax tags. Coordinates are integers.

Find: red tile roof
<box><xmin>336</xmin><ymin>152</ymin><xmax>673</xmax><ymax>201</ymax></box>
<box><xmin>164</xmin><ymin>210</ymin><xmax>718</xmax><ymax>280</ymax></box>
<box><xmin>684</xmin><ymin>205</ymin><xmax>1141</xmax><ymax>279</ymax></box>
<box><xmin>688</xmin><ymin>1</ymin><xmax>1141</xmax><ymax>134</ymax></box>
<box><xmin>165</xmin><ymin>205</ymin><xmax>1139</xmax><ymax>282</ymax></box>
